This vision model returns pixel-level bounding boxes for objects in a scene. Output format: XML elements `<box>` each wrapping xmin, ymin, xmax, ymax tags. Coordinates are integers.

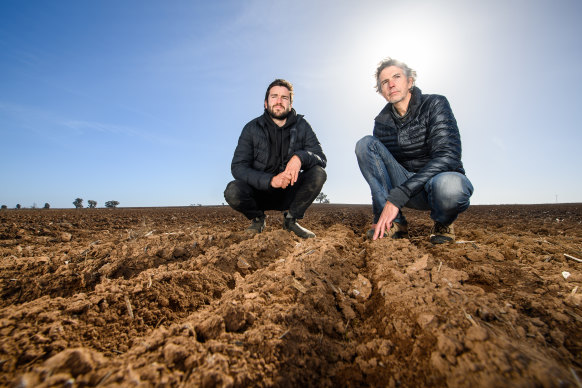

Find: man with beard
<box><xmin>224</xmin><ymin>79</ymin><xmax>327</xmax><ymax>238</ymax></box>
<box><xmin>355</xmin><ymin>58</ymin><xmax>473</xmax><ymax>243</ymax></box>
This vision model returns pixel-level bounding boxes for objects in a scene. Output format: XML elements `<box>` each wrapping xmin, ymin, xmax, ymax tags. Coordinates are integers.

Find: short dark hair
<box><xmin>265</xmin><ymin>79</ymin><xmax>294</xmax><ymax>103</ymax></box>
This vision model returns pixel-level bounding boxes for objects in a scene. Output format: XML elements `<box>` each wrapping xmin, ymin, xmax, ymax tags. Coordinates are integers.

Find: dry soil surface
<box><xmin>0</xmin><ymin>204</ymin><xmax>581</xmax><ymax>387</ymax></box>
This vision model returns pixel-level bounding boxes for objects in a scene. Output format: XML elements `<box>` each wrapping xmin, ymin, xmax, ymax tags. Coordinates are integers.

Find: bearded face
<box><xmin>265</xmin><ymin>85</ymin><xmax>292</xmax><ymax>120</ymax></box>
<box><xmin>267</xmin><ymin>101</ymin><xmax>291</xmax><ymax>119</ymax></box>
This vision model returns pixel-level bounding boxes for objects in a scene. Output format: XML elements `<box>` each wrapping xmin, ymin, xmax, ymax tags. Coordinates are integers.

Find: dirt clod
<box><xmin>0</xmin><ymin>204</ymin><xmax>581</xmax><ymax>386</ymax></box>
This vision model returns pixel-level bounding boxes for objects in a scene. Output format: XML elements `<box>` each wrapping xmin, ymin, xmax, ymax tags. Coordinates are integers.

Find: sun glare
<box><xmin>338</xmin><ymin>3</ymin><xmax>458</xmax><ymax>93</ymax></box>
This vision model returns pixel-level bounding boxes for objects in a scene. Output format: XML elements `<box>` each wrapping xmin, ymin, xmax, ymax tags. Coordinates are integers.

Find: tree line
<box><xmin>73</xmin><ymin>198</ymin><xmax>120</xmax><ymax>209</ymax></box>
<box><xmin>3</xmin><ymin>193</ymin><xmax>330</xmax><ymax>210</ymax></box>
<box><xmin>0</xmin><ymin>199</ymin><xmax>120</xmax><ymax>210</ymax></box>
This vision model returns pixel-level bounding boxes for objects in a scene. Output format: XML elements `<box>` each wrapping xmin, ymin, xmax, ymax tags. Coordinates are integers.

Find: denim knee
<box><xmin>355</xmin><ymin>135</ymin><xmax>376</xmax><ymax>160</ymax></box>
<box><xmin>429</xmin><ymin>173</ymin><xmax>473</xmax><ymax>214</ymax></box>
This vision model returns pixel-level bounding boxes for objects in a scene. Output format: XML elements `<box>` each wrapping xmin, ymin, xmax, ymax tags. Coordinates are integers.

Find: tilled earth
<box><xmin>0</xmin><ymin>204</ymin><xmax>581</xmax><ymax>387</ymax></box>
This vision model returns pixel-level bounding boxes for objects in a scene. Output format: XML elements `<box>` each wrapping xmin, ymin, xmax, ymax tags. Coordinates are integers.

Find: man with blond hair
<box><xmin>355</xmin><ymin>58</ymin><xmax>473</xmax><ymax>243</ymax></box>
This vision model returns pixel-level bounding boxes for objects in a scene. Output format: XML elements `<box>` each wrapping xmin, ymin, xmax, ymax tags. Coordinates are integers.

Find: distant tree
<box><xmin>73</xmin><ymin>198</ymin><xmax>83</xmax><ymax>209</ymax></box>
<box><xmin>1</xmin><ymin>205</ymin><xmax>7</xmax><ymax>210</ymax></box>
<box><xmin>31</xmin><ymin>203</ymin><xmax>37</xmax><ymax>209</ymax></box>
<box><xmin>105</xmin><ymin>200</ymin><xmax>119</xmax><ymax>208</ymax></box>
<box><xmin>43</xmin><ymin>203</ymin><xmax>50</xmax><ymax>209</ymax></box>
<box><xmin>315</xmin><ymin>192</ymin><xmax>330</xmax><ymax>204</ymax></box>
<box><xmin>88</xmin><ymin>200</ymin><xmax>97</xmax><ymax>208</ymax></box>
<box><xmin>16</xmin><ymin>204</ymin><xmax>21</xmax><ymax>209</ymax></box>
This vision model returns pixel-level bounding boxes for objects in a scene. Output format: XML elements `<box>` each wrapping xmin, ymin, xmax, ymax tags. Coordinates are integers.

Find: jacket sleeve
<box><xmin>231</xmin><ymin>124</ymin><xmax>274</xmax><ymax>191</ymax></box>
<box><xmin>292</xmin><ymin>120</ymin><xmax>327</xmax><ymax>170</ymax></box>
<box><xmin>387</xmin><ymin>96</ymin><xmax>463</xmax><ymax>208</ymax></box>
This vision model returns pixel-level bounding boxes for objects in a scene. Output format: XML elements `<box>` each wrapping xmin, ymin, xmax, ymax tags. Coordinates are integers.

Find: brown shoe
<box><xmin>366</xmin><ymin>222</ymin><xmax>409</xmax><ymax>240</ymax></box>
<box><xmin>430</xmin><ymin>222</ymin><xmax>454</xmax><ymax>244</ymax></box>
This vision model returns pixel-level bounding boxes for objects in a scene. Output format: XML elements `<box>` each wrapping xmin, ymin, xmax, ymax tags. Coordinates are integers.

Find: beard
<box><xmin>267</xmin><ymin>103</ymin><xmax>291</xmax><ymax>120</ymax></box>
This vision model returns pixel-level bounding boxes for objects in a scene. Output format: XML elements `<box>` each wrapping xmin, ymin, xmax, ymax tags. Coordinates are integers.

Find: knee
<box><xmin>430</xmin><ymin>173</ymin><xmax>473</xmax><ymax>211</ymax></box>
<box><xmin>312</xmin><ymin>166</ymin><xmax>327</xmax><ymax>188</ymax></box>
<box><xmin>224</xmin><ymin>180</ymin><xmax>247</xmax><ymax>207</ymax></box>
<box><xmin>355</xmin><ymin>135</ymin><xmax>376</xmax><ymax>159</ymax></box>
<box><xmin>303</xmin><ymin>166</ymin><xmax>327</xmax><ymax>190</ymax></box>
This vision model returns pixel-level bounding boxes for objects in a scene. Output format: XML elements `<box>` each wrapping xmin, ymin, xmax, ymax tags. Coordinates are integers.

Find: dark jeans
<box><xmin>224</xmin><ymin>166</ymin><xmax>327</xmax><ymax>220</ymax></box>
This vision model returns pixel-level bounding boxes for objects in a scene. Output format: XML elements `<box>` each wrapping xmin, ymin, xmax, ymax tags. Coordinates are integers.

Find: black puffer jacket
<box><xmin>231</xmin><ymin>109</ymin><xmax>326</xmax><ymax>191</ymax></box>
<box><xmin>373</xmin><ymin>87</ymin><xmax>465</xmax><ymax>208</ymax></box>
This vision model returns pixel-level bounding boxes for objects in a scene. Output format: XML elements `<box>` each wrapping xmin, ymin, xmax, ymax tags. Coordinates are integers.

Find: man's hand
<box><xmin>271</xmin><ymin>172</ymin><xmax>292</xmax><ymax>189</ymax></box>
<box><xmin>373</xmin><ymin>201</ymin><xmax>399</xmax><ymax>240</ymax></box>
<box><xmin>283</xmin><ymin>155</ymin><xmax>302</xmax><ymax>186</ymax></box>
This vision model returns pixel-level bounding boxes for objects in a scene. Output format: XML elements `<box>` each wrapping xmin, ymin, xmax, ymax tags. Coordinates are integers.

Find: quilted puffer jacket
<box><xmin>231</xmin><ymin>110</ymin><xmax>326</xmax><ymax>191</ymax></box>
<box><xmin>373</xmin><ymin>87</ymin><xmax>465</xmax><ymax>208</ymax></box>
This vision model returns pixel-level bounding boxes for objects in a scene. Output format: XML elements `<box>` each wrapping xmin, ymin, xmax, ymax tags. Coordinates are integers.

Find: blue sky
<box><xmin>1</xmin><ymin>0</ymin><xmax>581</xmax><ymax>208</ymax></box>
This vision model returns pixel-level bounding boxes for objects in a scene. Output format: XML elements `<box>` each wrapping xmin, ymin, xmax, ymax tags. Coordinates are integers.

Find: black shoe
<box><xmin>245</xmin><ymin>216</ymin><xmax>266</xmax><ymax>234</ymax></box>
<box><xmin>283</xmin><ymin>212</ymin><xmax>315</xmax><ymax>238</ymax></box>
<box><xmin>430</xmin><ymin>222</ymin><xmax>455</xmax><ymax>244</ymax></box>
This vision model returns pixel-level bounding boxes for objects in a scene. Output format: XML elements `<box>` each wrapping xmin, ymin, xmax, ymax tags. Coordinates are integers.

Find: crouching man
<box><xmin>355</xmin><ymin>58</ymin><xmax>473</xmax><ymax>243</ymax></box>
<box><xmin>224</xmin><ymin>79</ymin><xmax>327</xmax><ymax>238</ymax></box>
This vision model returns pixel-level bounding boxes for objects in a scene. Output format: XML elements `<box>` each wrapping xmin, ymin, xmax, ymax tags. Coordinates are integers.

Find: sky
<box><xmin>1</xmin><ymin>0</ymin><xmax>581</xmax><ymax>209</ymax></box>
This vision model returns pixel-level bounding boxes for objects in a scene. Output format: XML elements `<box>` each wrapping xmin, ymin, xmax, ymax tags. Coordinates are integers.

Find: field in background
<box><xmin>1</xmin><ymin>204</ymin><xmax>581</xmax><ymax>386</ymax></box>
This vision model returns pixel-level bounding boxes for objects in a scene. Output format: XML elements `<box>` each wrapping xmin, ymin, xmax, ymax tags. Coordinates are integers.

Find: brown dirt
<box><xmin>1</xmin><ymin>203</ymin><xmax>581</xmax><ymax>387</ymax></box>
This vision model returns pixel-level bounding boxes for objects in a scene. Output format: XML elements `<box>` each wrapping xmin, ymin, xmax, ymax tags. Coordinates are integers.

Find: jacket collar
<box><xmin>375</xmin><ymin>87</ymin><xmax>422</xmax><ymax>125</ymax></box>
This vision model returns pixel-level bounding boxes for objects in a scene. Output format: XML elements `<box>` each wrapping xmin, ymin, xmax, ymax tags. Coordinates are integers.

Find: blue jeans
<box><xmin>355</xmin><ymin>135</ymin><xmax>473</xmax><ymax>225</ymax></box>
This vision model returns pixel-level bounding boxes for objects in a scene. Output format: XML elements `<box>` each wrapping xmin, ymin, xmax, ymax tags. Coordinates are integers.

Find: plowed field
<box><xmin>1</xmin><ymin>204</ymin><xmax>581</xmax><ymax>387</ymax></box>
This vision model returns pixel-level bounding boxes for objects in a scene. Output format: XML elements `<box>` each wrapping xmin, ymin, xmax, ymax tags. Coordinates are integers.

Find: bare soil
<box><xmin>1</xmin><ymin>204</ymin><xmax>581</xmax><ymax>387</ymax></box>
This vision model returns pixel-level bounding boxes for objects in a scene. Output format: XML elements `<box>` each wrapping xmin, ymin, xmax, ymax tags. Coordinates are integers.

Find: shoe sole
<box><xmin>245</xmin><ymin>224</ymin><xmax>265</xmax><ymax>233</ymax></box>
<box><xmin>430</xmin><ymin>235</ymin><xmax>453</xmax><ymax>244</ymax></box>
<box><xmin>283</xmin><ymin>226</ymin><xmax>315</xmax><ymax>239</ymax></box>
